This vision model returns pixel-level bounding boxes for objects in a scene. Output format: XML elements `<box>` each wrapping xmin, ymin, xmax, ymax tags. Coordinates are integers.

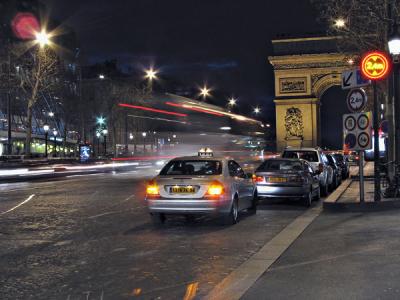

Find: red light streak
<box><xmin>165</xmin><ymin>102</ymin><xmax>225</xmax><ymax>117</ymax></box>
<box><xmin>118</xmin><ymin>103</ymin><xmax>187</xmax><ymax>117</ymax></box>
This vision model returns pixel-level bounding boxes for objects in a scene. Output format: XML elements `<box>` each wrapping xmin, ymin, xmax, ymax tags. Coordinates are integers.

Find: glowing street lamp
<box><xmin>43</xmin><ymin>124</ymin><xmax>49</xmax><ymax>157</ymax></box>
<box><xmin>200</xmin><ymin>86</ymin><xmax>211</xmax><ymax>100</ymax></box>
<box><xmin>228</xmin><ymin>98</ymin><xmax>237</xmax><ymax>106</ymax></box>
<box><xmin>96</xmin><ymin>116</ymin><xmax>106</xmax><ymax>125</ymax></box>
<box><xmin>98</xmin><ymin>74</ymin><xmax>105</xmax><ymax>80</ymax></box>
<box><xmin>48</xmin><ymin>111</ymin><xmax>54</xmax><ymax>117</ymax></box>
<box><xmin>35</xmin><ymin>30</ymin><xmax>50</xmax><ymax>47</ymax></box>
<box><xmin>144</xmin><ymin>68</ymin><xmax>158</xmax><ymax>81</ymax></box>
<box><xmin>334</xmin><ymin>18</ymin><xmax>346</xmax><ymax>29</ymax></box>
<box><xmin>254</xmin><ymin>107</ymin><xmax>261</xmax><ymax>114</ymax></box>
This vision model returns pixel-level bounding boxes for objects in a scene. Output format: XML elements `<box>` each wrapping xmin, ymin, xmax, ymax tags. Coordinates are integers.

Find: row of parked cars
<box><xmin>145</xmin><ymin>147</ymin><xmax>350</xmax><ymax>225</ymax></box>
<box><xmin>254</xmin><ymin>147</ymin><xmax>350</xmax><ymax>207</ymax></box>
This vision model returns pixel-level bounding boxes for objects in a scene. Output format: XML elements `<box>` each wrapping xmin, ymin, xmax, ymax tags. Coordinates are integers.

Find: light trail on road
<box><xmin>0</xmin><ymin>194</ymin><xmax>35</xmax><ymax>215</ymax></box>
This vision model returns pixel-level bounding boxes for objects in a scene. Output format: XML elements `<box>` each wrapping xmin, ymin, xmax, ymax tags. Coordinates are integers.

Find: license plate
<box><xmin>170</xmin><ymin>186</ymin><xmax>196</xmax><ymax>194</ymax></box>
<box><xmin>268</xmin><ymin>177</ymin><xmax>287</xmax><ymax>183</ymax></box>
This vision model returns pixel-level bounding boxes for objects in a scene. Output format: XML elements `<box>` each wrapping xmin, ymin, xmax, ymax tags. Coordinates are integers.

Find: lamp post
<box><xmin>389</xmin><ymin>23</ymin><xmax>400</xmax><ymax>174</ymax></box>
<box><xmin>43</xmin><ymin>124</ymin><xmax>49</xmax><ymax>158</ymax></box>
<box><xmin>200</xmin><ymin>86</ymin><xmax>211</xmax><ymax>100</ymax></box>
<box><xmin>144</xmin><ymin>68</ymin><xmax>158</xmax><ymax>92</ymax></box>
<box><xmin>102</xmin><ymin>129</ymin><xmax>108</xmax><ymax>156</ymax></box>
<box><xmin>53</xmin><ymin>129</ymin><xmax>58</xmax><ymax>157</ymax></box>
<box><xmin>142</xmin><ymin>132</ymin><xmax>147</xmax><ymax>152</ymax></box>
<box><xmin>96</xmin><ymin>132</ymin><xmax>101</xmax><ymax>157</ymax></box>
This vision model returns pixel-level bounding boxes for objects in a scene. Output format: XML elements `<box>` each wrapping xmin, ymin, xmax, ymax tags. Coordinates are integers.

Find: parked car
<box><xmin>326</xmin><ymin>154</ymin><xmax>342</xmax><ymax>191</ymax></box>
<box><xmin>347</xmin><ymin>151</ymin><xmax>360</xmax><ymax>165</ymax></box>
<box><xmin>281</xmin><ymin>147</ymin><xmax>333</xmax><ymax>196</ymax></box>
<box><xmin>145</xmin><ymin>150</ymin><xmax>257</xmax><ymax>225</ymax></box>
<box><xmin>254</xmin><ymin>158</ymin><xmax>320</xmax><ymax>207</ymax></box>
<box><xmin>333</xmin><ymin>153</ymin><xmax>350</xmax><ymax>179</ymax></box>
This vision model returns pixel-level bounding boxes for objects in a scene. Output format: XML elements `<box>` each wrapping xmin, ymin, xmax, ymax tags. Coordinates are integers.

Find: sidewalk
<box><xmin>324</xmin><ymin>162</ymin><xmax>400</xmax><ymax>211</ymax></box>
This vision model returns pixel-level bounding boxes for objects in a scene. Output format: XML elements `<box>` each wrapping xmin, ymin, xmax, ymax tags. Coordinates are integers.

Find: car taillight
<box><xmin>207</xmin><ymin>181</ymin><xmax>224</xmax><ymax>196</ymax></box>
<box><xmin>146</xmin><ymin>180</ymin><xmax>160</xmax><ymax>196</ymax></box>
<box><xmin>252</xmin><ymin>174</ymin><xmax>265</xmax><ymax>183</ymax></box>
<box><xmin>318</xmin><ymin>163</ymin><xmax>324</xmax><ymax>173</ymax></box>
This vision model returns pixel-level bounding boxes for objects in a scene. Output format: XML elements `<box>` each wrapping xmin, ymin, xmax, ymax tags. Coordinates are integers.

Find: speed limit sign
<box><xmin>347</xmin><ymin>88</ymin><xmax>367</xmax><ymax>113</ymax></box>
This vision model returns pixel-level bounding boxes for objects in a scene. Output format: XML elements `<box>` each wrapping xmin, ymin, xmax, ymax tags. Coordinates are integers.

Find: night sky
<box><xmin>43</xmin><ymin>0</ymin><xmax>321</xmax><ymax>120</ymax></box>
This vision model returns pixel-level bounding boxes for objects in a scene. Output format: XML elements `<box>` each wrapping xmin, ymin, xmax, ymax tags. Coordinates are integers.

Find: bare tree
<box><xmin>16</xmin><ymin>45</ymin><xmax>60</xmax><ymax>156</ymax></box>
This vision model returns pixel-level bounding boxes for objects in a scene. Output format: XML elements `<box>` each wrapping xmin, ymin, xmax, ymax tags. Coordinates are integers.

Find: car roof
<box><xmin>283</xmin><ymin>147</ymin><xmax>320</xmax><ymax>151</ymax></box>
<box><xmin>170</xmin><ymin>156</ymin><xmax>228</xmax><ymax>161</ymax></box>
<box><xmin>264</xmin><ymin>158</ymin><xmax>303</xmax><ymax>162</ymax></box>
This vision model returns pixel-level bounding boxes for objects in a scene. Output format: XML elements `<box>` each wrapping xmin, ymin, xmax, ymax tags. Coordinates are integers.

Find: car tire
<box><xmin>223</xmin><ymin>198</ymin><xmax>239</xmax><ymax>225</ymax></box>
<box><xmin>303</xmin><ymin>190</ymin><xmax>312</xmax><ymax>207</ymax></box>
<box><xmin>150</xmin><ymin>213</ymin><xmax>166</xmax><ymax>225</ymax></box>
<box><xmin>248</xmin><ymin>192</ymin><xmax>258</xmax><ymax>213</ymax></box>
<box><xmin>321</xmin><ymin>183</ymin><xmax>329</xmax><ymax>196</ymax></box>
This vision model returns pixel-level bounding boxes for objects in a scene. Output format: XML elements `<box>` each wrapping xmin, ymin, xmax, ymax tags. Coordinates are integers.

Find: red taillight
<box><xmin>207</xmin><ymin>181</ymin><xmax>224</xmax><ymax>196</ymax></box>
<box><xmin>253</xmin><ymin>175</ymin><xmax>265</xmax><ymax>183</ymax></box>
<box><xmin>146</xmin><ymin>180</ymin><xmax>160</xmax><ymax>196</ymax></box>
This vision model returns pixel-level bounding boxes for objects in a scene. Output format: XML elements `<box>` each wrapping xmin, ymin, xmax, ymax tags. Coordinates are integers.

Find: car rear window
<box><xmin>333</xmin><ymin>154</ymin><xmax>343</xmax><ymax>162</ymax></box>
<box><xmin>160</xmin><ymin>160</ymin><xmax>222</xmax><ymax>176</ymax></box>
<box><xmin>256</xmin><ymin>160</ymin><xmax>303</xmax><ymax>172</ymax></box>
<box><xmin>282</xmin><ymin>151</ymin><xmax>319</xmax><ymax>162</ymax></box>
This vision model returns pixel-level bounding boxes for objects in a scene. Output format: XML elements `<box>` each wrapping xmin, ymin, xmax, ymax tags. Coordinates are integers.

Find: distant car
<box><xmin>347</xmin><ymin>151</ymin><xmax>360</xmax><ymax>165</ymax></box>
<box><xmin>281</xmin><ymin>147</ymin><xmax>333</xmax><ymax>196</ymax></box>
<box><xmin>145</xmin><ymin>151</ymin><xmax>257</xmax><ymax>225</ymax></box>
<box><xmin>333</xmin><ymin>153</ymin><xmax>350</xmax><ymax>179</ymax></box>
<box><xmin>326</xmin><ymin>154</ymin><xmax>342</xmax><ymax>191</ymax></box>
<box><xmin>254</xmin><ymin>158</ymin><xmax>320</xmax><ymax>207</ymax></box>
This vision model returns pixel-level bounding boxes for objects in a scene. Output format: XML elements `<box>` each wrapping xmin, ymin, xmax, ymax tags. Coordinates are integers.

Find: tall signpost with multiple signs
<box><xmin>341</xmin><ymin>51</ymin><xmax>391</xmax><ymax>203</ymax></box>
<box><xmin>360</xmin><ymin>51</ymin><xmax>391</xmax><ymax>202</ymax></box>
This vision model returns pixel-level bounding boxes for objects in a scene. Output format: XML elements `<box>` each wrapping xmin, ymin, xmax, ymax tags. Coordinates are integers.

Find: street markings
<box><xmin>206</xmin><ymin>203</ymin><xmax>323</xmax><ymax>300</ymax></box>
<box><xmin>0</xmin><ymin>194</ymin><xmax>35</xmax><ymax>215</ymax></box>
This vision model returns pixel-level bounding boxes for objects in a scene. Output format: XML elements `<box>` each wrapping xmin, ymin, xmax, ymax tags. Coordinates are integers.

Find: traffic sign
<box><xmin>341</xmin><ymin>68</ymin><xmax>371</xmax><ymax>90</ymax></box>
<box><xmin>360</xmin><ymin>51</ymin><xmax>391</xmax><ymax>80</ymax></box>
<box><xmin>346</xmin><ymin>88</ymin><xmax>367</xmax><ymax>112</ymax></box>
<box><xmin>343</xmin><ymin>112</ymin><xmax>372</xmax><ymax>151</ymax></box>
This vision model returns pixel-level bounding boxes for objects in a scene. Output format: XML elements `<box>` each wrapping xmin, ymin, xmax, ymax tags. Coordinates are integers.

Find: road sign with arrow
<box><xmin>341</xmin><ymin>68</ymin><xmax>371</xmax><ymax>90</ymax></box>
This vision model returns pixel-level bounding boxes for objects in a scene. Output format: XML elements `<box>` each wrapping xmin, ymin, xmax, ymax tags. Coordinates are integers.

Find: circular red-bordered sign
<box><xmin>361</xmin><ymin>51</ymin><xmax>391</xmax><ymax>80</ymax></box>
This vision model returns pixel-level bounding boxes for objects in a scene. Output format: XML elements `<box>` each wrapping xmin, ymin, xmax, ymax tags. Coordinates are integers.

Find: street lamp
<box><xmin>43</xmin><ymin>124</ymin><xmax>49</xmax><ymax>157</ymax></box>
<box><xmin>142</xmin><ymin>132</ymin><xmax>147</xmax><ymax>152</ymax></box>
<box><xmin>102</xmin><ymin>129</ymin><xmax>108</xmax><ymax>156</ymax></box>
<box><xmin>98</xmin><ymin>74</ymin><xmax>105</xmax><ymax>80</ymax></box>
<box><xmin>35</xmin><ymin>30</ymin><xmax>50</xmax><ymax>47</ymax></box>
<box><xmin>334</xmin><ymin>18</ymin><xmax>346</xmax><ymax>29</ymax></box>
<box><xmin>48</xmin><ymin>111</ymin><xmax>54</xmax><ymax>117</ymax></box>
<box><xmin>389</xmin><ymin>23</ymin><xmax>400</xmax><ymax>174</ymax></box>
<box><xmin>254</xmin><ymin>107</ymin><xmax>261</xmax><ymax>114</ymax></box>
<box><xmin>200</xmin><ymin>86</ymin><xmax>211</xmax><ymax>100</ymax></box>
<box><xmin>53</xmin><ymin>129</ymin><xmax>58</xmax><ymax>157</ymax></box>
<box><xmin>96</xmin><ymin>116</ymin><xmax>106</xmax><ymax>125</ymax></box>
<box><xmin>96</xmin><ymin>132</ymin><xmax>101</xmax><ymax>157</ymax></box>
<box><xmin>228</xmin><ymin>98</ymin><xmax>237</xmax><ymax>106</ymax></box>
<box><xmin>144</xmin><ymin>68</ymin><xmax>158</xmax><ymax>81</ymax></box>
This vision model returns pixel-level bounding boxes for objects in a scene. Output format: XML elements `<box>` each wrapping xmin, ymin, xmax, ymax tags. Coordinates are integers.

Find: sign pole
<box><xmin>359</xmin><ymin>150</ymin><xmax>365</xmax><ymax>203</ymax></box>
<box><xmin>373</xmin><ymin>81</ymin><xmax>381</xmax><ymax>202</ymax></box>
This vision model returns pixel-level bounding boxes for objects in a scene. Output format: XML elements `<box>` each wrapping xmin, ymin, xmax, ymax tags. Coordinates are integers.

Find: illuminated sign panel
<box><xmin>360</xmin><ymin>51</ymin><xmax>391</xmax><ymax>80</ymax></box>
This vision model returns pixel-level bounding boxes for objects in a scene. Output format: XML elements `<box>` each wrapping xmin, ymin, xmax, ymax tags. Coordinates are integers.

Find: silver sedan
<box><xmin>254</xmin><ymin>158</ymin><xmax>320</xmax><ymax>206</ymax></box>
<box><xmin>145</xmin><ymin>156</ymin><xmax>257</xmax><ymax>225</ymax></box>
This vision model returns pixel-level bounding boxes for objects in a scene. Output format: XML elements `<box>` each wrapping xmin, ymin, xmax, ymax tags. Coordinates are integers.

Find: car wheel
<box><xmin>321</xmin><ymin>183</ymin><xmax>329</xmax><ymax>196</ymax></box>
<box><xmin>303</xmin><ymin>190</ymin><xmax>312</xmax><ymax>207</ymax></box>
<box><xmin>150</xmin><ymin>213</ymin><xmax>166</xmax><ymax>225</ymax></box>
<box><xmin>224</xmin><ymin>198</ymin><xmax>239</xmax><ymax>225</ymax></box>
<box><xmin>248</xmin><ymin>192</ymin><xmax>258</xmax><ymax>213</ymax></box>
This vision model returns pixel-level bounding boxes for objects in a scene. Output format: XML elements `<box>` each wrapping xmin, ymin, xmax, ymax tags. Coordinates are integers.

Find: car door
<box><xmin>228</xmin><ymin>160</ymin><xmax>253</xmax><ymax>209</ymax></box>
<box><xmin>305</xmin><ymin>162</ymin><xmax>319</xmax><ymax>192</ymax></box>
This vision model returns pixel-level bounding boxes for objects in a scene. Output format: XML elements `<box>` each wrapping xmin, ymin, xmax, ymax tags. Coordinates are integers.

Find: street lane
<box><xmin>0</xmin><ymin>169</ymin><xmax>315</xmax><ymax>299</ymax></box>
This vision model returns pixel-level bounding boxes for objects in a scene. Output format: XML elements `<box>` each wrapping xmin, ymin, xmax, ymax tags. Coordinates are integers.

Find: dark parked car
<box><xmin>254</xmin><ymin>158</ymin><xmax>320</xmax><ymax>207</ymax></box>
<box><xmin>333</xmin><ymin>153</ymin><xmax>350</xmax><ymax>179</ymax></box>
<box><xmin>326</xmin><ymin>154</ymin><xmax>342</xmax><ymax>191</ymax></box>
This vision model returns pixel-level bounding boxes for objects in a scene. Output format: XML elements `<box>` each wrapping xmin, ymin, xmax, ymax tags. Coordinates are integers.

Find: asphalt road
<box><xmin>0</xmin><ymin>167</ymin><xmax>315</xmax><ymax>300</ymax></box>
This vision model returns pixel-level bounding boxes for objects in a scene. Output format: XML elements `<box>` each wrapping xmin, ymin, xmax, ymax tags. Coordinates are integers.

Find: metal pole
<box><xmin>359</xmin><ymin>150</ymin><xmax>365</xmax><ymax>203</ymax></box>
<box><xmin>54</xmin><ymin>136</ymin><xmax>57</xmax><ymax>157</ymax></box>
<box><xmin>394</xmin><ymin>61</ymin><xmax>400</xmax><ymax>171</ymax></box>
<box><xmin>373</xmin><ymin>81</ymin><xmax>381</xmax><ymax>201</ymax></box>
<box><xmin>45</xmin><ymin>132</ymin><xmax>48</xmax><ymax>157</ymax></box>
<box><xmin>97</xmin><ymin>138</ymin><xmax>100</xmax><ymax>157</ymax></box>
<box><xmin>104</xmin><ymin>135</ymin><xmax>107</xmax><ymax>156</ymax></box>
